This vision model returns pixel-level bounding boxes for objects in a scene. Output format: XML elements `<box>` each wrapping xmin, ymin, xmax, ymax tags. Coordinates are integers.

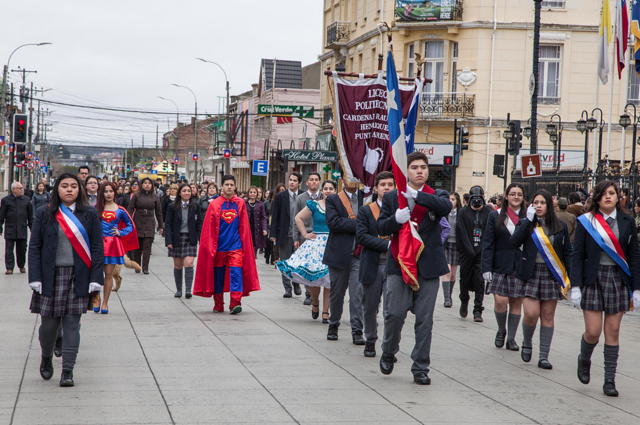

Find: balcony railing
<box><xmin>419</xmin><ymin>92</ymin><xmax>475</xmax><ymax>118</ymax></box>
<box><xmin>326</xmin><ymin>21</ymin><xmax>350</xmax><ymax>48</ymax></box>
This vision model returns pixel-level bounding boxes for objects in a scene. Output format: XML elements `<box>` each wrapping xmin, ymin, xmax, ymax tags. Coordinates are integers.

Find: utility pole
<box><xmin>224</xmin><ymin>80</ymin><xmax>231</xmax><ymax>176</ymax></box>
<box><xmin>194</xmin><ymin>103</ymin><xmax>198</xmax><ymax>182</ymax></box>
<box><xmin>27</xmin><ymin>81</ymin><xmax>34</xmax><ymax>189</ymax></box>
<box><xmin>529</xmin><ymin>0</ymin><xmax>542</xmax><ymax>198</ymax></box>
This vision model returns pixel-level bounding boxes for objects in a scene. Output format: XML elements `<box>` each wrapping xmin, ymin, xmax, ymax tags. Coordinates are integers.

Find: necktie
<box><xmin>311</xmin><ymin>194</ymin><xmax>318</xmax><ymax>200</ymax></box>
<box><xmin>292</xmin><ymin>192</ymin><xmax>297</xmax><ymax>200</ymax></box>
<box><xmin>606</xmin><ymin>217</ymin><xmax>614</xmax><ymax>226</ymax></box>
<box><xmin>183</xmin><ymin>202</ymin><xmax>188</xmax><ymax>209</ymax></box>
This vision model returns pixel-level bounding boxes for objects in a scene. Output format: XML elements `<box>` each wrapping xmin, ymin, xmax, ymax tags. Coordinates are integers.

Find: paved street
<box><xmin>2</xmin><ymin>238</ymin><xmax>640</xmax><ymax>425</ymax></box>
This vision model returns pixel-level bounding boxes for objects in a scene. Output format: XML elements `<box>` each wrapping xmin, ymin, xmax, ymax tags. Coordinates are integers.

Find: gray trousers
<box><xmin>362</xmin><ymin>264</ymin><xmax>388</xmax><ymax>342</ymax></box>
<box><xmin>279</xmin><ymin>237</ymin><xmax>295</xmax><ymax>291</ymax></box>
<box><xmin>382</xmin><ymin>274</ymin><xmax>439</xmax><ymax>375</ymax></box>
<box><xmin>328</xmin><ymin>256</ymin><xmax>363</xmax><ymax>334</ymax></box>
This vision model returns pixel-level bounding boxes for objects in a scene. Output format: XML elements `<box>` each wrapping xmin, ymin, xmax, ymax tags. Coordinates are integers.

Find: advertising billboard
<box><xmin>396</xmin><ymin>0</ymin><xmax>457</xmax><ymax>22</ymax></box>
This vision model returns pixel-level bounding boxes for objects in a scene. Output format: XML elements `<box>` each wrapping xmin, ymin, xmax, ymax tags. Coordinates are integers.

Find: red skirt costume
<box><xmin>101</xmin><ymin>207</ymin><xmax>139</xmax><ymax>264</ymax></box>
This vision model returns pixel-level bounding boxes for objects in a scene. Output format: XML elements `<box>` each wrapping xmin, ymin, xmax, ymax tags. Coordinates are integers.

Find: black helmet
<box><xmin>469</xmin><ymin>186</ymin><xmax>485</xmax><ymax>208</ymax></box>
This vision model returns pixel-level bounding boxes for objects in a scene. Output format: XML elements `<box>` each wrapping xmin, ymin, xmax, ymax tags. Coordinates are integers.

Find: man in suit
<box><xmin>0</xmin><ymin>181</ymin><xmax>34</xmax><ymax>274</ymax></box>
<box><xmin>324</xmin><ymin>177</ymin><xmax>365</xmax><ymax>344</ymax></box>
<box><xmin>270</xmin><ymin>172</ymin><xmax>304</xmax><ymax>297</ymax></box>
<box><xmin>377</xmin><ymin>152</ymin><xmax>452</xmax><ymax>385</ymax></box>
<box><xmin>356</xmin><ymin>171</ymin><xmax>395</xmax><ymax>358</ymax></box>
<box><xmin>292</xmin><ymin>172</ymin><xmax>323</xmax><ymax>305</ymax></box>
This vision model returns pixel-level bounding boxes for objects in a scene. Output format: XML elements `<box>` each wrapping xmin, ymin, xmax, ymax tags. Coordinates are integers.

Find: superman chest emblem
<box><xmin>221</xmin><ymin>209</ymin><xmax>238</xmax><ymax>224</ymax></box>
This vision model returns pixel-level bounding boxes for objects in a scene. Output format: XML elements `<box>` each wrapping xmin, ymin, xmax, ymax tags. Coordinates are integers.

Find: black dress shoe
<box><xmin>54</xmin><ymin>337</ymin><xmax>63</xmax><ymax>358</ymax></box>
<box><xmin>460</xmin><ymin>302</ymin><xmax>468</xmax><ymax>318</ymax></box>
<box><xmin>413</xmin><ymin>372</ymin><xmax>431</xmax><ymax>385</ymax></box>
<box><xmin>303</xmin><ymin>296</ymin><xmax>313</xmax><ymax>306</ymax></box>
<box><xmin>59</xmin><ymin>369</ymin><xmax>74</xmax><ymax>387</ymax></box>
<box><xmin>603</xmin><ymin>379</ymin><xmax>619</xmax><ymax>397</ymax></box>
<box><xmin>283</xmin><ymin>290</ymin><xmax>292</xmax><ymax>298</ymax></box>
<box><xmin>175</xmin><ymin>291</ymin><xmax>182</xmax><ymax>298</ymax></box>
<box><xmin>40</xmin><ymin>356</ymin><xmax>54</xmax><ymax>380</ymax></box>
<box><xmin>380</xmin><ymin>353</ymin><xmax>394</xmax><ymax>375</ymax></box>
<box><xmin>293</xmin><ymin>283</ymin><xmax>302</xmax><ymax>296</ymax></box>
<box><xmin>538</xmin><ymin>359</ymin><xmax>553</xmax><ymax>370</ymax></box>
<box><xmin>505</xmin><ymin>340</ymin><xmax>520</xmax><ymax>351</ymax></box>
<box><xmin>143</xmin><ymin>270</ymin><xmax>149</xmax><ymax>275</ymax></box>
<box><xmin>364</xmin><ymin>341</ymin><xmax>376</xmax><ymax>357</ymax></box>
<box><xmin>352</xmin><ymin>333</ymin><xmax>365</xmax><ymax>346</ymax></box>
<box><xmin>185</xmin><ymin>293</ymin><xmax>192</xmax><ymax>299</ymax></box>
<box><xmin>495</xmin><ymin>330</ymin><xmax>506</xmax><ymax>348</ymax></box>
<box><xmin>327</xmin><ymin>324</ymin><xmax>339</xmax><ymax>341</ymax></box>
<box><xmin>311</xmin><ymin>304</ymin><xmax>319</xmax><ymax>320</ymax></box>
<box><xmin>521</xmin><ymin>345</ymin><xmax>532</xmax><ymax>363</ymax></box>
<box><xmin>473</xmin><ymin>311</ymin><xmax>483</xmax><ymax>322</ymax></box>
<box><xmin>577</xmin><ymin>355</ymin><xmax>591</xmax><ymax>384</ymax></box>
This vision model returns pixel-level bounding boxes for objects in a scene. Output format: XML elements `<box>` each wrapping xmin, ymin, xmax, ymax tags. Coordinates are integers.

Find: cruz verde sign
<box><xmin>257</xmin><ymin>104</ymin><xmax>314</xmax><ymax>118</ymax></box>
<box><xmin>282</xmin><ymin>150</ymin><xmax>338</xmax><ymax>162</ymax></box>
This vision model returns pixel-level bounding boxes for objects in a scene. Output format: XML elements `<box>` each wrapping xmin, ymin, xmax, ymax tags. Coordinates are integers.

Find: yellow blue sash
<box><xmin>531</xmin><ymin>224</ymin><xmax>570</xmax><ymax>299</ymax></box>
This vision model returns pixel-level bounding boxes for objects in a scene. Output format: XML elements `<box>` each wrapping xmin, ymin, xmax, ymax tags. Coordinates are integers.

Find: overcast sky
<box><xmin>2</xmin><ymin>0</ymin><xmax>323</xmax><ymax>148</ymax></box>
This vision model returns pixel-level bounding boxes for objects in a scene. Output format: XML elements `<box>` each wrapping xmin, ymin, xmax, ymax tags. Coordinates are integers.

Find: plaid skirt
<box><xmin>30</xmin><ymin>267</ymin><xmax>92</xmax><ymax>317</ymax></box>
<box><xmin>486</xmin><ymin>273</ymin><xmax>521</xmax><ymax>298</ymax></box>
<box><xmin>517</xmin><ymin>263</ymin><xmax>564</xmax><ymax>301</ymax></box>
<box><xmin>445</xmin><ymin>242</ymin><xmax>459</xmax><ymax>266</ymax></box>
<box><xmin>580</xmin><ymin>265</ymin><xmax>630</xmax><ymax>314</ymax></box>
<box><xmin>167</xmin><ymin>233</ymin><xmax>198</xmax><ymax>258</ymax></box>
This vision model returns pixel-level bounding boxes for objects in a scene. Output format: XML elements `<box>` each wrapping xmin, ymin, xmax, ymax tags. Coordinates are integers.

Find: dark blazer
<box><xmin>509</xmin><ymin>218</ymin><xmax>572</xmax><ymax>282</ymax></box>
<box><xmin>322</xmin><ymin>190</ymin><xmax>364</xmax><ymax>269</ymax></box>
<box><xmin>0</xmin><ymin>194</ymin><xmax>34</xmax><ymax>239</ymax></box>
<box><xmin>356</xmin><ymin>203</ymin><xmax>388</xmax><ymax>284</ymax></box>
<box><xmin>164</xmin><ymin>202</ymin><xmax>203</xmax><ymax>247</ymax></box>
<box><xmin>28</xmin><ymin>206</ymin><xmax>104</xmax><ymax>297</ymax></box>
<box><xmin>570</xmin><ymin>212</ymin><xmax>640</xmax><ymax>290</ymax></box>
<box><xmin>269</xmin><ymin>189</ymin><xmax>303</xmax><ymax>246</ymax></box>
<box><xmin>481</xmin><ymin>210</ymin><xmax>524</xmax><ymax>275</ymax></box>
<box><xmin>246</xmin><ymin>200</ymin><xmax>268</xmax><ymax>249</ymax></box>
<box><xmin>377</xmin><ymin>189</ymin><xmax>452</xmax><ymax>280</ymax></box>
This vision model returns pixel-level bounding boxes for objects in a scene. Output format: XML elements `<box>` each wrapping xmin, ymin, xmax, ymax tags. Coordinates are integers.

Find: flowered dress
<box><xmin>102</xmin><ymin>208</ymin><xmax>134</xmax><ymax>265</ymax></box>
<box><xmin>277</xmin><ymin>200</ymin><xmax>330</xmax><ymax>288</ymax></box>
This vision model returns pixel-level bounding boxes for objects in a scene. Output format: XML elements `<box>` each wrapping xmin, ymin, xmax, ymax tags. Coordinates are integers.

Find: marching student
<box><xmin>571</xmin><ymin>181</ymin><xmax>640</xmax><ymax>397</ymax></box>
<box><xmin>356</xmin><ymin>171</ymin><xmax>395</xmax><ymax>358</ymax></box>
<box><xmin>510</xmin><ymin>189</ymin><xmax>571</xmax><ymax>370</ymax></box>
<box><xmin>482</xmin><ymin>183</ymin><xmax>527</xmax><ymax>351</ymax></box>
<box><xmin>377</xmin><ymin>152</ymin><xmax>452</xmax><ymax>385</ymax></box>
<box><xmin>442</xmin><ymin>192</ymin><xmax>462</xmax><ymax>307</ymax></box>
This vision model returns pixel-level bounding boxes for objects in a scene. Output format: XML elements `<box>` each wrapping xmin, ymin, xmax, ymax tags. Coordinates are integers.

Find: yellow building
<box><xmin>318</xmin><ymin>0</ymin><xmax>635</xmax><ymax>197</ymax></box>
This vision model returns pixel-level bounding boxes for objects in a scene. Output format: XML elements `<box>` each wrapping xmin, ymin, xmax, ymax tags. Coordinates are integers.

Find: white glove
<box><xmin>633</xmin><ymin>290</ymin><xmax>640</xmax><ymax>310</ymax></box>
<box><xmin>526</xmin><ymin>204</ymin><xmax>536</xmax><ymax>221</ymax></box>
<box><xmin>29</xmin><ymin>281</ymin><xmax>42</xmax><ymax>294</ymax></box>
<box><xmin>571</xmin><ymin>287</ymin><xmax>582</xmax><ymax>311</ymax></box>
<box><xmin>482</xmin><ymin>272</ymin><xmax>492</xmax><ymax>282</ymax></box>
<box><xmin>395</xmin><ymin>207</ymin><xmax>411</xmax><ymax>224</ymax></box>
<box><xmin>401</xmin><ymin>186</ymin><xmax>417</xmax><ymax>200</ymax></box>
<box><xmin>89</xmin><ymin>282</ymin><xmax>103</xmax><ymax>293</ymax></box>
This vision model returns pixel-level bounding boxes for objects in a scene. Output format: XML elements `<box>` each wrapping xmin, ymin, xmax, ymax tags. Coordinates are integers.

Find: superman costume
<box><xmin>101</xmin><ymin>207</ymin><xmax>138</xmax><ymax>264</ymax></box>
<box><xmin>194</xmin><ymin>195</ymin><xmax>260</xmax><ymax>312</ymax></box>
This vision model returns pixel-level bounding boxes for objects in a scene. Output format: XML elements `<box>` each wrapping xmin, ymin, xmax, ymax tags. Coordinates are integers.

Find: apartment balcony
<box><xmin>325</xmin><ymin>21</ymin><xmax>350</xmax><ymax>49</ymax></box>
<box><xmin>419</xmin><ymin>92</ymin><xmax>475</xmax><ymax>119</ymax></box>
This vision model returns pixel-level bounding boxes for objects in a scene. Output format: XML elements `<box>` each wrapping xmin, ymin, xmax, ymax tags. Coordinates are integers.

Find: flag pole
<box><xmin>606</xmin><ymin>0</ymin><xmax>617</xmax><ymax>159</ymax></box>
<box><xmin>622</xmin><ymin>15</ymin><xmax>632</xmax><ymax>170</ymax></box>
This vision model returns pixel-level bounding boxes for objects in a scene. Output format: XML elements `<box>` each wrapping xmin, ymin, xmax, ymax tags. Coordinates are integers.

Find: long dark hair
<box><xmin>173</xmin><ymin>183</ymin><xmax>196</xmax><ymax>211</ymax></box>
<box><xmin>587</xmin><ymin>180</ymin><xmax>621</xmax><ymax>216</ymax></box>
<box><xmin>96</xmin><ymin>182</ymin><xmax>118</xmax><ymax>218</ymax></box>
<box><xmin>497</xmin><ymin>183</ymin><xmax>527</xmax><ymax>229</ymax></box>
<box><xmin>450</xmin><ymin>192</ymin><xmax>462</xmax><ymax>212</ymax></box>
<box><xmin>529</xmin><ymin>189</ymin><xmax>563</xmax><ymax>234</ymax></box>
<box><xmin>46</xmin><ymin>173</ymin><xmax>88</xmax><ymax>223</ymax></box>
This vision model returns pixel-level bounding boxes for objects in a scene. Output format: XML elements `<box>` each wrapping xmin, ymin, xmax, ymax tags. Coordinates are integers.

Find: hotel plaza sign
<box><xmin>282</xmin><ymin>150</ymin><xmax>338</xmax><ymax>162</ymax></box>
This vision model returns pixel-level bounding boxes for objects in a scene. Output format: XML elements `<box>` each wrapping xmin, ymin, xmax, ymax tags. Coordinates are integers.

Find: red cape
<box><xmin>117</xmin><ymin>206</ymin><xmax>139</xmax><ymax>252</ymax></box>
<box><xmin>194</xmin><ymin>195</ymin><xmax>260</xmax><ymax>297</ymax></box>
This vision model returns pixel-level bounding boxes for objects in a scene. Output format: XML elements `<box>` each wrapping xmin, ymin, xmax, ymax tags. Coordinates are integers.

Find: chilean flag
<box><xmin>617</xmin><ymin>0</ymin><xmax>629</xmax><ymax>79</ymax></box>
<box><xmin>386</xmin><ymin>49</ymin><xmax>424</xmax><ymax>289</ymax></box>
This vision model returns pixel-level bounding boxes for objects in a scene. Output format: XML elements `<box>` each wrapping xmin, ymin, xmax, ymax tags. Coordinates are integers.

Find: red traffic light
<box><xmin>444</xmin><ymin>156</ymin><xmax>453</xmax><ymax>165</ymax></box>
<box><xmin>18</xmin><ymin>119</ymin><xmax>25</xmax><ymax>126</ymax></box>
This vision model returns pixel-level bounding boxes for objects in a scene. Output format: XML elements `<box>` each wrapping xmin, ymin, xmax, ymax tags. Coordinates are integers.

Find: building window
<box><xmin>451</xmin><ymin>42</ymin><xmax>458</xmax><ymax>93</ymax></box>
<box><xmin>541</xmin><ymin>0</ymin><xmax>565</xmax><ymax>9</ymax></box>
<box><xmin>423</xmin><ymin>41</ymin><xmax>444</xmax><ymax>95</ymax></box>
<box><xmin>628</xmin><ymin>70</ymin><xmax>640</xmax><ymax>105</ymax></box>
<box><xmin>538</xmin><ymin>45</ymin><xmax>561</xmax><ymax>104</ymax></box>
<box><xmin>407</xmin><ymin>44</ymin><xmax>415</xmax><ymax>78</ymax></box>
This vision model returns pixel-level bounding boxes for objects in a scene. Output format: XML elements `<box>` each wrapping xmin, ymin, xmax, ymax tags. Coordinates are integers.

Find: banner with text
<box><xmin>333</xmin><ymin>72</ymin><xmax>417</xmax><ymax>196</ymax></box>
<box><xmin>516</xmin><ymin>149</ymin><xmax>584</xmax><ymax>170</ymax></box>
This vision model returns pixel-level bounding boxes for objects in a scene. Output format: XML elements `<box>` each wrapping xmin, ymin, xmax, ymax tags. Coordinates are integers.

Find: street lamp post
<box><xmin>196</xmin><ymin>58</ymin><xmax>231</xmax><ymax>176</ymax></box>
<box><xmin>546</xmin><ymin>114</ymin><xmax>562</xmax><ymax>195</ymax></box>
<box><xmin>620</xmin><ymin>104</ymin><xmax>638</xmax><ymax>202</ymax></box>
<box><xmin>172</xmin><ymin>84</ymin><xmax>198</xmax><ymax>183</ymax></box>
<box><xmin>577</xmin><ymin>111</ymin><xmax>589</xmax><ymax>179</ymax></box>
<box><xmin>591</xmin><ymin>108</ymin><xmax>605</xmax><ymax>174</ymax></box>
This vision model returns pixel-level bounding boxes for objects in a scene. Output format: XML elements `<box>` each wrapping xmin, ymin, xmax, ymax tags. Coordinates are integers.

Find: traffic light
<box><xmin>512</xmin><ymin>120</ymin><xmax>523</xmax><ymax>155</ymax></box>
<box><xmin>12</xmin><ymin>114</ymin><xmax>28</xmax><ymax>143</ymax></box>
<box><xmin>493</xmin><ymin>154</ymin><xmax>505</xmax><ymax>176</ymax></box>
<box><xmin>458</xmin><ymin>126</ymin><xmax>469</xmax><ymax>155</ymax></box>
<box><xmin>443</xmin><ymin>156</ymin><xmax>453</xmax><ymax>175</ymax></box>
<box><xmin>15</xmin><ymin>144</ymin><xmax>26</xmax><ymax>163</ymax></box>
<box><xmin>170</xmin><ymin>163</ymin><xmax>176</xmax><ymax>172</ymax></box>
<box><xmin>126</xmin><ymin>163</ymin><xmax>131</xmax><ymax>172</ymax></box>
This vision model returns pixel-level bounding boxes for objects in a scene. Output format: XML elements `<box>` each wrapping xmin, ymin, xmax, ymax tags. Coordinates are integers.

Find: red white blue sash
<box><xmin>577</xmin><ymin>212</ymin><xmax>630</xmax><ymax>276</ymax></box>
<box><xmin>56</xmin><ymin>204</ymin><xmax>92</xmax><ymax>268</ymax></box>
<box><xmin>531</xmin><ymin>223</ymin><xmax>571</xmax><ymax>299</ymax></box>
<box><xmin>497</xmin><ymin>208</ymin><xmax>520</xmax><ymax>235</ymax></box>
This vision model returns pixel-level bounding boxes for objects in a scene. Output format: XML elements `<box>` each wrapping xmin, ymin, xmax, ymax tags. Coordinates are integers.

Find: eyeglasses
<box><xmin>14</xmin><ymin>187</ymin><xmax>24</xmax><ymax>190</ymax></box>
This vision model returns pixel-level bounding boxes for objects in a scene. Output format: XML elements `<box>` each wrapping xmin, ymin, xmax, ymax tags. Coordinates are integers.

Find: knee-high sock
<box><xmin>39</xmin><ymin>316</ymin><xmax>62</xmax><ymax>357</ymax></box>
<box><xmin>442</xmin><ymin>280</ymin><xmax>451</xmax><ymax>299</ymax></box>
<box><xmin>174</xmin><ymin>268</ymin><xmax>183</xmax><ymax>292</ymax></box>
<box><xmin>604</xmin><ymin>344</ymin><xmax>619</xmax><ymax>381</ymax></box>
<box><xmin>580</xmin><ymin>335</ymin><xmax>598</xmax><ymax>362</ymax></box>
<box><xmin>184</xmin><ymin>267</ymin><xmax>194</xmax><ymax>293</ymax></box>
<box><xmin>61</xmin><ymin>314</ymin><xmax>81</xmax><ymax>371</ymax></box>
<box><xmin>507</xmin><ymin>313</ymin><xmax>521</xmax><ymax>342</ymax></box>
<box><xmin>522</xmin><ymin>322</ymin><xmax>536</xmax><ymax>348</ymax></box>
<box><xmin>494</xmin><ymin>310</ymin><xmax>507</xmax><ymax>332</ymax></box>
<box><xmin>539</xmin><ymin>326</ymin><xmax>554</xmax><ymax>361</ymax></box>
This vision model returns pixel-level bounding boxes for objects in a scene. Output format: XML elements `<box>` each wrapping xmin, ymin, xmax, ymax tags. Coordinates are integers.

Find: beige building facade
<box><xmin>318</xmin><ymin>0</ymin><xmax>636</xmax><ymax>196</ymax></box>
